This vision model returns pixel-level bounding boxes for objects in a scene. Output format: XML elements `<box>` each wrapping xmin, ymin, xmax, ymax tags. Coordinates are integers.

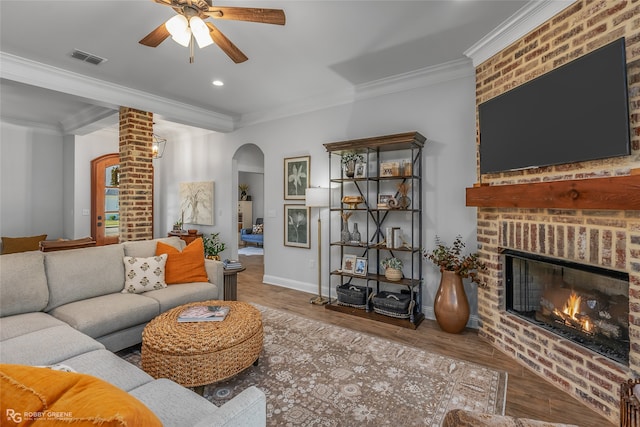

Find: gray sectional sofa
<box><xmin>0</xmin><ymin>237</ymin><xmax>266</xmax><ymax>426</ymax></box>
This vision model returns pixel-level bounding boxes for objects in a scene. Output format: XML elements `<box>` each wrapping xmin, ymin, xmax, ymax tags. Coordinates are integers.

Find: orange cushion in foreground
<box><xmin>155</xmin><ymin>238</ymin><xmax>209</xmax><ymax>284</ymax></box>
<box><xmin>0</xmin><ymin>364</ymin><xmax>162</xmax><ymax>427</ymax></box>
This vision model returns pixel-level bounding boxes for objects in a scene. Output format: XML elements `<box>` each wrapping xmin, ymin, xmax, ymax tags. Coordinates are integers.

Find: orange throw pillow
<box><xmin>155</xmin><ymin>238</ymin><xmax>209</xmax><ymax>284</ymax></box>
<box><xmin>0</xmin><ymin>364</ymin><xmax>162</xmax><ymax>427</ymax></box>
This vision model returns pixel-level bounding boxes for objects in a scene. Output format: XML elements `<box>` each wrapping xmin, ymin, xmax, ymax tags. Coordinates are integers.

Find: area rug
<box><xmin>119</xmin><ymin>305</ymin><xmax>507</xmax><ymax>426</ymax></box>
<box><xmin>238</xmin><ymin>246</ymin><xmax>264</xmax><ymax>256</ymax></box>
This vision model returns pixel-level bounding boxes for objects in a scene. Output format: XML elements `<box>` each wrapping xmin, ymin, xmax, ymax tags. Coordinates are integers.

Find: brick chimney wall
<box><xmin>474</xmin><ymin>1</ymin><xmax>640</xmax><ymax>423</ymax></box>
<box><xmin>118</xmin><ymin>107</ymin><xmax>154</xmax><ymax>242</ymax></box>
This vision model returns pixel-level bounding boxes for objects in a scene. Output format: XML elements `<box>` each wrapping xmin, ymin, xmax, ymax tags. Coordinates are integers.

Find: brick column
<box><xmin>118</xmin><ymin>107</ymin><xmax>154</xmax><ymax>242</ymax></box>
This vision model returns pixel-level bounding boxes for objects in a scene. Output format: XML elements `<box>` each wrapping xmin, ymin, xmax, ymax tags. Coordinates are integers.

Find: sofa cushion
<box><xmin>0</xmin><ymin>312</ymin><xmax>66</xmax><ymax>341</ymax></box>
<box><xmin>252</xmin><ymin>224</ymin><xmax>264</xmax><ymax>234</ymax></box>
<box><xmin>130</xmin><ymin>378</ymin><xmax>218</xmax><ymax>427</ymax></box>
<box><xmin>156</xmin><ymin>238</ymin><xmax>208</xmax><ymax>284</ymax></box>
<box><xmin>62</xmin><ymin>349</ymin><xmax>153</xmax><ymax>392</ymax></box>
<box><xmin>48</xmin><ymin>293</ymin><xmax>160</xmax><ymax>339</ymax></box>
<box><xmin>122</xmin><ymin>237</ymin><xmax>184</xmax><ymax>258</ymax></box>
<box><xmin>0</xmin><ymin>364</ymin><xmax>162</xmax><ymax>427</ymax></box>
<box><xmin>45</xmin><ymin>244</ymin><xmax>125</xmax><ymax>311</ymax></box>
<box><xmin>1</xmin><ymin>234</ymin><xmax>47</xmax><ymax>254</ymax></box>
<box><xmin>0</xmin><ymin>324</ymin><xmax>104</xmax><ymax>366</ymax></box>
<box><xmin>143</xmin><ymin>282</ymin><xmax>218</xmax><ymax>312</ymax></box>
<box><xmin>0</xmin><ymin>251</ymin><xmax>49</xmax><ymax>317</ymax></box>
<box><xmin>122</xmin><ymin>254</ymin><xmax>168</xmax><ymax>294</ymax></box>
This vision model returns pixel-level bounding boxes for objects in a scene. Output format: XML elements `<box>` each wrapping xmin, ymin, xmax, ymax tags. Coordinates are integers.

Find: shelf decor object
<box><xmin>306</xmin><ymin>187</ymin><xmax>330</xmax><ymax>305</ymax></box>
<box><xmin>323</xmin><ymin>131</ymin><xmax>426</xmax><ymax>330</ymax></box>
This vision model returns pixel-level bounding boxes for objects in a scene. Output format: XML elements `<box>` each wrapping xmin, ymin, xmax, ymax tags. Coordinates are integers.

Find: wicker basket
<box><xmin>337</xmin><ymin>284</ymin><xmax>370</xmax><ymax>309</ymax></box>
<box><xmin>621</xmin><ymin>378</ymin><xmax>640</xmax><ymax>427</ymax></box>
<box><xmin>372</xmin><ymin>291</ymin><xmax>414</xmax><ymax>319</ymax></box>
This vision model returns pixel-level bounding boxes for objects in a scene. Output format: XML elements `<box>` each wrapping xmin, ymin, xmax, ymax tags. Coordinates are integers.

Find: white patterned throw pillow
<box><xmin>122</xmin><ymin>254</ymin><xmax>168</xmax><ymax>294</ymax></box>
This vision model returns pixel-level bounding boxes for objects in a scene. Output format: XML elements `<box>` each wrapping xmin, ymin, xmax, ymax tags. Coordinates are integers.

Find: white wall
<box><xmin>155</xmin><ymin>68</ymin><xmax>479</xmax><ymax>321</ymax></box>
<box><xmin>0</xmin><ymin>122</ymin><xmax>65</xmax><ymax>239</ymax></box>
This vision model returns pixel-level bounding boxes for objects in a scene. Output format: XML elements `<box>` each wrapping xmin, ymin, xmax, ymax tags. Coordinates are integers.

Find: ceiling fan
<box><xmin>139</xmin><ymin>0</ymin><xmax>285</xmax><ymax>64</ymax></box>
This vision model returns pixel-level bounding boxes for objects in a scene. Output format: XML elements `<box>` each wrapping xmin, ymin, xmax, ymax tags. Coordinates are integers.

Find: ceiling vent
<box><xmin>70</xmin><ymin>49</ymin><xmax>107</xmax><ymax>65</ymax></box>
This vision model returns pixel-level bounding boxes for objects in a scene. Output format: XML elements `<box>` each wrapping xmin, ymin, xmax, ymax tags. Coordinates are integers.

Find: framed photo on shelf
<box><xmin>378</xmin><ymin>194</ymin><xmax>394</xmax><ymax>209</ymax></box>
<box><xmin>354</xmin><ymin>257</ymin><xmax>367</xmax><ymax>276</ymax></box>
<box><xmin>380</xmin><ymin>161</ymin><xmax>400</xmax><ymax>177</ymax></box>
<box><xmin>284</xmin><ymin>205</ymin><xmax>310</xmax><ymax>248</ymax></box>
<box><xmin>341</xmin><ymin>254</ymin><xmax>357</xmax><ymax>274</ymax></box>
<box><xmin>354</xmin><ymin>162</ymin><xmax>367</xmax><ymax>178</ymax></box>
<box><xmin>284</xmin><ymin>155</ymin><xmax>310</xmax><ymax>200</ymax></box>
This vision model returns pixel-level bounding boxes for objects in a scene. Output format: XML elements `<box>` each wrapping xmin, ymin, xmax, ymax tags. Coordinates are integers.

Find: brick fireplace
<box><xmin>467</xmin><ymin>1</ymin><xmax>640</xmax><ymax>423</ymax></box>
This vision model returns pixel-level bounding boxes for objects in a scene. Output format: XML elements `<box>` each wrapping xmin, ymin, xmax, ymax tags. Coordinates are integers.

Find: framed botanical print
<box><xmin>284</xmin><ymin>155</ymin><xmax>310</xmax><ymax>200</ymax></box>
<box><xmin>284</xmin><ymin>205</ymin><xmax>310</xmax><ymax>248</ymax></box>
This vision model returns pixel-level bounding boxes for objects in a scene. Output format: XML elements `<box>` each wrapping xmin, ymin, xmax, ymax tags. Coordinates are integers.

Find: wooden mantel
<box><xmin>466</xmin><ymin>174</ymin><xmax>640</xmax><ymax>210</ymax></box>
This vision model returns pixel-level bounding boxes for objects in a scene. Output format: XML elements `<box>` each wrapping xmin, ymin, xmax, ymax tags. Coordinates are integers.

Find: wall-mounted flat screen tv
<box><xmin>478</xmin><ymin>37</ymin><xmax>630</xmax><ymax>174</ymax></box>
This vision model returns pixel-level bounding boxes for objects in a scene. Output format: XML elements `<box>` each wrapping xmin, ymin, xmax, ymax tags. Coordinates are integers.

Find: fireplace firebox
<box><xmin>504</xmin><ymin>249</ymin><xmax>629</xmax><ymax>365</ymax></box>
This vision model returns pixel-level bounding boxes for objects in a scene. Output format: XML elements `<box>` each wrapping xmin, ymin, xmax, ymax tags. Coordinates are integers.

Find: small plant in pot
<box><xmin>423</xmin><ymin>234</ymin><xmax>487</xmax><ymax>334</ymax></box>
<box><xmin>203</xmin><ymin>232</ymin><xmax>226</xmax><ymax>260</ymax></box>
<box><xmin>380</xmin><ymin>257</ymin><xmax>403</xmax><ymax>281</ymax></box>
<box><xmin>341</xmin><ymin>151</ymin><xmax>364</xmax><ymax>178</ymax></box>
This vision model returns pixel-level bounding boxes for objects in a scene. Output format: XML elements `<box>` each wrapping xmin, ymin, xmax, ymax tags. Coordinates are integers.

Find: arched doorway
<box><xmin>233</xmin><ymin>144</ymin><xmax>264</xmax><ymax>264</ymax></box>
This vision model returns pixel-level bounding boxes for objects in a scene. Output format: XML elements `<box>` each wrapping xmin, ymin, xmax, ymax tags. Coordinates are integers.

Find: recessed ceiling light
<box><xmin>212</xmin><ymin>80</ymin><xmax>224</xmax><ymax>86</ymax></box>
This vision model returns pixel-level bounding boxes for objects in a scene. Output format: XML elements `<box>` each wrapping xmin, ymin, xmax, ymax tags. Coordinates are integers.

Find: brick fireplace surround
<box><xmin>467</xmin><ymin>1</ymin><xmax>640</xmax><ymax>423</ymax></box>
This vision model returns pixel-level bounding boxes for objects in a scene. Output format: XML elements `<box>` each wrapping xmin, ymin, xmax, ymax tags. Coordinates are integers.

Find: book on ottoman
<box><xmin>178</xmin><ymin>305</ymin><xmax>230</xmax><ymax>322</ymax></box>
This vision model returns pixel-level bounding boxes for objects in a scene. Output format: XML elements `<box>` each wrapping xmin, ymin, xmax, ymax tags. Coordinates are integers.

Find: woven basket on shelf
<box><xmin>372</xmin><ymin>291</ymin><xmax>414</xmax><ymax>319</ymax></box>
<box><xmin>336</xmin><ymin>284</ymin><xmax>370</xmax><ymax>309</ymax></box>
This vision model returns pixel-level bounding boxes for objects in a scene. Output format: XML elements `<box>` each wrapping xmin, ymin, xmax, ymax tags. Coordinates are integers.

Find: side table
<box><xmin>223</xmin><ymin>267</ymin><xmax>246</xmax><ymax>301</ymax></box>
<box><xmin>168</xmin><ymin>230</ymin><xmax>202</xmax><ymax>245</ymax></box>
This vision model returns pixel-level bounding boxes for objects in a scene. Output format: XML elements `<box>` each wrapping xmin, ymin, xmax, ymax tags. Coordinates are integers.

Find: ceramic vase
<box><xmin>385</xmin><ymin>268</ymin><xmax>402</xmax><ymax>282</ymax></box>
<box><xmin>434</xmin><ymin>270</ymin><xmax>469</xmax><ymax>333</ymax></box>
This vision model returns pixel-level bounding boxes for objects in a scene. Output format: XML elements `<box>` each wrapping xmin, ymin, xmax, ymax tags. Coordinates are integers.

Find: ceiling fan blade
<box><xmin>206</xmin><ymin>22</ymin><xmax>248</xmax><ymax>63</ymax></box>
<box><xmin>139</xmin><ymin>22</ymin><xmax>170</xmax><ymax>47</ymax></box>
<box><xmin>205</xmin><ymin>7</ymin><xmax>285</xmax><ymax>25</ymax></box>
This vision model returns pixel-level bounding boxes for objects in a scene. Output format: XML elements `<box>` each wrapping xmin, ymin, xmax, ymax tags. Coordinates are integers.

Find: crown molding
<box><xmin>0</xmin><ymin>115</ymin><xmax>63</xmax><ymax>134</ymax></box>
<box><xmin>464</xmin><ymin>0</ymin><xmax>575</xmax><ymax>67</ymax></box>
<box><xmin>0</xmin><ymin>52</ymin><xmax>236</xmax><ymax>133</ymax></box>
<box><xmin>239</xmin><ymin>58</ymin><xmax>473</xmax><ymax>128</ymax></box>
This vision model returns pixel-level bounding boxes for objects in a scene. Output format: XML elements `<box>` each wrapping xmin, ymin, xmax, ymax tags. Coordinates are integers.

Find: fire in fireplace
<box><xmin>504</xmin><ymin>249</ymin><xmax>629</xmax><ymax>365</ymax></box>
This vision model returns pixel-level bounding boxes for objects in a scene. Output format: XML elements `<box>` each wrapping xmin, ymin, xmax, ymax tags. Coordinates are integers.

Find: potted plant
<box><xmin>341</xmin><ymin>151</ymin><xmax>364</xmax><ymax>178</ymax></box>
<box><xmin>203</xmin><ymin>232</ymin><xmax>226</xmax><ymax>260</ymax></box>
<box><xmin>423</xmin><ymin>235</ymin><xmax>487</xmax><ymax>333</ymax></box>
<box><xmin>380</xmin><ymin>257</ymin><xmax>403</xmax><ymax>281</ymax></box>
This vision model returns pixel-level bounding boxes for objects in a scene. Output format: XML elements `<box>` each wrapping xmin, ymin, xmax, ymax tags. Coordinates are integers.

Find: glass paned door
<box><xmin>91</xmin><ymin>154</ymin><xmax>119</xmax><ymax>245</ymax></box>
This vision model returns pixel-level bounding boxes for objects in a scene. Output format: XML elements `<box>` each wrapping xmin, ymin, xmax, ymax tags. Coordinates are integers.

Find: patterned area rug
<box><xmin>119</xmin><ymin>305</ymin><xmax>507</xmax><ymax>426</ymax></box>
<box><xmin>238</xmin><ymin>246</ymin><xmax>264</xmax><ymax>256</ymax></box>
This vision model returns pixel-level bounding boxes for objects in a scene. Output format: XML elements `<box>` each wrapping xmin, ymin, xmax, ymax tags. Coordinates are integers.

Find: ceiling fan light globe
<box><xmin>189</xmin><ymin>16</ymin><xmax>214</xmax><ymax>48</ymax></box>
<box><xmin>165</xmin><ymin>14</ymin><xmax>188</xmax><ymax>36</ymax></box>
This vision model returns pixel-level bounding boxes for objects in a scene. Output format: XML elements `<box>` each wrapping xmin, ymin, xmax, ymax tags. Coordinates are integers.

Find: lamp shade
<box><xmin>190</xmin><ymin>16</ymin><xmax>214</xmax><ymax>48</ymax></box>
<box><xmin>305</xmin><ymin>187</ymin><xmax>329</xmax><ymax>208</ymax></box>
<box><xmin>166</xmin><ymin>15</ymin><xmax>191</xmax><ymax>47</ymax></box>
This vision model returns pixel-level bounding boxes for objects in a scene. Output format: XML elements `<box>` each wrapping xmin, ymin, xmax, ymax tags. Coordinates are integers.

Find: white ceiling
<box><xmin>0</xmin><ymin>0</ymin><xmax>534</xmax><ymax>134</ymax></box>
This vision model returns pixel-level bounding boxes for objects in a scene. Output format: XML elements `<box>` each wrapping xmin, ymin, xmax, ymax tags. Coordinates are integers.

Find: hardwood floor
<box><xmin>236</xmin><ymin>254</ymin><xmax>613</xmax><ymax>426</ymax></box>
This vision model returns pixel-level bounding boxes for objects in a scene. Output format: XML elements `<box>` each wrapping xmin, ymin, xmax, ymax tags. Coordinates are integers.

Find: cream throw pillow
<box><xmin>122</xmin><ymin>254</ymin><xmax>168</xmax><ymax>294</ymax></box>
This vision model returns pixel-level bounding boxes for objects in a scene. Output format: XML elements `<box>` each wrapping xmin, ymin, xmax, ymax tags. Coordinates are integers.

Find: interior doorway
<box><xmin>91</xmin><ymin>153</ymin><xmax>120</xmax><ymax>246</ymax></box>
<box><xmin>233</xmin><ymin>144</ymin><xmax>264</xmax><ymax>265</ymax></box>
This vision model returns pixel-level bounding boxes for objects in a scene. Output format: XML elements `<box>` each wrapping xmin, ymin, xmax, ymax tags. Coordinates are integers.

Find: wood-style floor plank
<box><xmin>235</xmin><ymin>254</ymin><xmax>613</xmax><ymax>426</ymax></box>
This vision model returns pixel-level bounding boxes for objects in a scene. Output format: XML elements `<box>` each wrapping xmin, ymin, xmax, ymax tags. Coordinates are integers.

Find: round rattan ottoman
<box><xmin>141</xmin><ymin>300</ymin><xmax>263</xmax><ymax>388</ymax></box>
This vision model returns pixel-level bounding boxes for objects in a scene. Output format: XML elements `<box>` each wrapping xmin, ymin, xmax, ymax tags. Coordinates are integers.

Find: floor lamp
<box><xmin>306</xmin><ymin>187</ymin><xmax>330</xmax><ymax>305</ymax></box>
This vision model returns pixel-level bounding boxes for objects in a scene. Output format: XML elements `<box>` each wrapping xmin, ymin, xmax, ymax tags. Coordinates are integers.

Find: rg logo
<box><xmin>6</xmin><ymin>409</ymin><xmax>22</xmax><ymax>423</ymax></box>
